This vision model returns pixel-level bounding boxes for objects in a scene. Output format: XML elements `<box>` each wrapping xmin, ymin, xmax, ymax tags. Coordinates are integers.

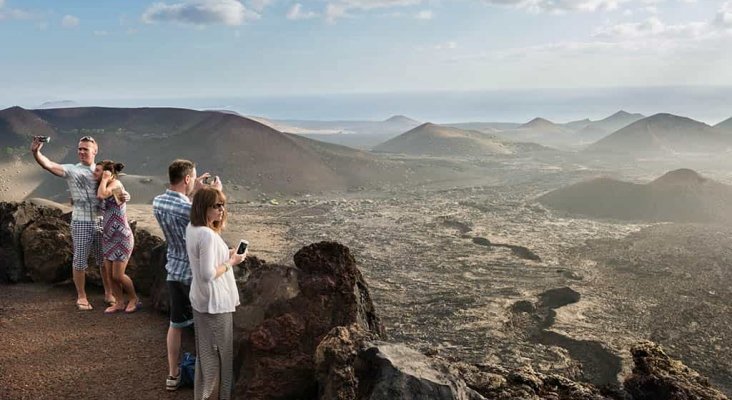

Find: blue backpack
<box><xmin>179</xmin><ymin>352</ymin><xmax>196</xmax><ymax>388</ymax></box>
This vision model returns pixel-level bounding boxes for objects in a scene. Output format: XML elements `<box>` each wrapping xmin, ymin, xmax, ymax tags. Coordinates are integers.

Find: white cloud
<box><xmin>0</xmin><ymin>0</ymin><xmax>35</xmax><ymax>21</ymax></box>
<box><xmin>481</xmin><ymin>0</ymin><xmax>631</xmax><ymax>14</ymax></box>
<box><xmin>325</xmin><ymin>3</ymin><xmax>348</xmax><ymax>22</ymax></box>
<box><xmin>287</xmin><ymin>3</ymin><xmax>317</xmax><ymax>20</ymax></box>
<box><xmin>434</xmin><ymin>41</ymin><xmax>457</xmax><ymax>50</ymax></box>
<box><xmin>325</xmin><ymin>0</ymin><xmax>423</xmax><ymax>21</ymax></box>
<box><xmin>594</xmin><ymin>16</ymin><xmax>713</xmax><ymax>40</ymax></box>
<box><xmin>715</xmin><ymin>1</ymin><xmax>732</xmax><ymax>29</ymax></box>
<box><xmin>248</xmin><ymin>0</ymin><xmax>272</xmax><ymax>12</ymax></box>
<box><xmin>62</xmin><ymin>15</ymin><xmax>80</xmax><ymax>28</ymax></box>
<box><xmin>415</xmin><ymin>9</ymin><xmax>433</xmax><ymax>19</ymax></box>
<box><xmin>142</xmin><ymin>0</ymin><xmax>258</xmax><ymax>26</ymax></box>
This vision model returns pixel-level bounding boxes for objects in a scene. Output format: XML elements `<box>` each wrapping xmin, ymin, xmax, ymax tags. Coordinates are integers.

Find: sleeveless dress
<box><xmin>101</xmin><ymin>184</ymin><xmax>134</xmax><ymax>261</ymax></box>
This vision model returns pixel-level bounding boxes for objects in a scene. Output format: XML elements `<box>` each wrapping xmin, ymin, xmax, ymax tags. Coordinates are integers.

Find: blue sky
<box><xmin>1</xmin><ymin>0</ymin><xmax>732</xmax><ymax>119</ymax></box>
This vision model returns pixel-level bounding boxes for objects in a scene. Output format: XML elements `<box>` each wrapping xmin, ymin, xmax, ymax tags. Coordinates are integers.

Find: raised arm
<box><xmin>30</xmin><ymin>137</ymin><xmax>65</xmax><ymax>177</ymax></box>
<box><xmin>97</xmin><ymin>171</ymin><xmax>117</xmax><ymax>199</ymax></box>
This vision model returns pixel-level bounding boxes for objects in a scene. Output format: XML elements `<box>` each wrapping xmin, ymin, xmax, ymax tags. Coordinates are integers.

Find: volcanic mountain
<box><xmin>373</xmin><ymin>123</ymin><xmax>546</xmax><ymax>156</ymax></box>
<box><xmin>586</xmin><ymin>113</ymin><xmax>730</xmax><ymax>154</ymax></box>
<box><xmin>275</xmin><ymin>114</ymin><xmax>423</xmax><ymax>150</ymax></box>
<box><xmin>714</xmin><ymin>116</ymin><xmax>732</xmax><ymax>133</ymax></box>
<box><xmin>494</xmin><ymin>117</ymin><xmax>574</xmax><ymax>147</ymax></box>
<box><xmin>0</xmin><ymin>106</ymin><xmax>56</xmax><ymax>147</ymax></box>
<box><xmin>0</xmin><ymin>106</ymin><xmax>418</xmax><ymax>202</ymax></box>
<box><xmin>574</xmin><ymin>111</ymin><xmax>645</xmax><ymax>142</ymax></box>
<box><xmin>537</xmin><ymin>169</ymin><xmax>732</xmax><ymax>222</ymax></box>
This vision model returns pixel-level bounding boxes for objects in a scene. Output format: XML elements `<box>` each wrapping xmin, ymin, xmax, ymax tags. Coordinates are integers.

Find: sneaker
<box><xmin>166</xmin><ymin>374</ymin><xmax>181</xmax><ymax>391</ymax></box>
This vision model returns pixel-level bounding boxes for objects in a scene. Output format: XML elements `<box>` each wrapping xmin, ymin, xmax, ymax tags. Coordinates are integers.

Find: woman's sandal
<box><xmin>76</xmin><ymin>301</ymin><xmax>93</xmax><ymax>311</ymax></box>
<box><xmin>125</xmin><ymin>301</ymin><xmax>142</xmax><ymax>314</ymax></box>
<box><xmin>104</xmin><ymin>305</ymin><xmax>125</xmax><ymax>314</ymax></box>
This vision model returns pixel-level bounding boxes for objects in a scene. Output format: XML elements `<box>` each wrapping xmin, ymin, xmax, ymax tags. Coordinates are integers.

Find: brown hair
<box><xmin>190</xmin><ymin>187</ymin><xmax>227</xmax><ymax>233</ymax></box>
<box><xmin>96</xmin><ymin>160</ymin><xmax>124</xmax><ymax>179</ymax></box>
<box><xmin>168</xmin><ymin>159</ymin><xmax>195</xmax><ymax>185</ymax></box>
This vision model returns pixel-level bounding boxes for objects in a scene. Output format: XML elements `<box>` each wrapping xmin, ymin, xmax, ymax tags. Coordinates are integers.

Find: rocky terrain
<box><xmin>1</xmin><ymin>200</ymin><xmax>729</xmax><ymax>399</ymax></box>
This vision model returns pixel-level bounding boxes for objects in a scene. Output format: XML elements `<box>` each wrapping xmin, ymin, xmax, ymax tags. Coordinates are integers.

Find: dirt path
<box><xmin>0</xmin><ymin>282</ymin><xmax>195</xmax><ymax>400</ymax></box>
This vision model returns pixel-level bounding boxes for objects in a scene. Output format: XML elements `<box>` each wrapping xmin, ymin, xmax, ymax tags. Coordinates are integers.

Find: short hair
<box><xmin>79</xmin><ymin>136</ymin><xmax>98</xmax><ymax>151</ymax></box>
<box><xmin>168</xmin><ymin>159</ymin><xmax>195</xmax><ymax>185</ymax></box>
<box><xmin>190</xmin><ymin>187</ymin><xmax>227</xmax><ymax>233</ymax></box>
<box><xmin>96</xmin><ymin>160</ymin><xmax>124</xmax><ymax>178</ymax></box>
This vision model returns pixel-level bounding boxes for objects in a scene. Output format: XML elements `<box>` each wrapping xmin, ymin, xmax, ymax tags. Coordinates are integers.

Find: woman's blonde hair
<box><xmin>190</xmin><ymin>187</ymin><xmax>227</xmax><ymax>233</ymax></box>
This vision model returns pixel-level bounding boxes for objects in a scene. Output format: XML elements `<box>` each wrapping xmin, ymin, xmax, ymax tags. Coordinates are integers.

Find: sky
<box><xmin>1</xmin><ymin>0</ymin><xmax>732</xmax><ymax>121</ymax></box>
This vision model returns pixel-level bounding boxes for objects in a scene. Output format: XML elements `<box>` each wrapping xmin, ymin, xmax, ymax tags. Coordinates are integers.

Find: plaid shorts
<box><xmin>71</xmin><ymin>220</ymin><xmax>103</xmax><ymax>271</ymax></box>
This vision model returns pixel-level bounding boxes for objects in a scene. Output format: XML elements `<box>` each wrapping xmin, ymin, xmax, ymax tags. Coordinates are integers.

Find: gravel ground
<box><xmin>0</xmin><ymin>282</ymin><xmax>195</xmax><ymax>400</ymax></box>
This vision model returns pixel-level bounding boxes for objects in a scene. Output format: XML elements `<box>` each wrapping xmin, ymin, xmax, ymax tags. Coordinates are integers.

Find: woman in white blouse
<box><xmin>186</xmin><ymin>187</ymin><xmax>246</xmax><ymax>400</ymax></box>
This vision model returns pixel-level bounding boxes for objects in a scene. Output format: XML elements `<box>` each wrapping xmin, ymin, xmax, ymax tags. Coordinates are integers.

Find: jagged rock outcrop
<box><xmin>315</xmin><ymin>324</ymin><xmax>614</xmax><ymax>400</ymax></box>
<box><xmin>315</xmin><ymin>324</ymin><xmax>380</xmax><ymax>400</ymax></box>
<box><xmin>232</xmin><ymin>241</ymin><xmax>385</xmax><ymax>400</ymax></box>
<box><xmin>624</xmin><ymin>341</ymin><xmax>728</xmax><ymax>400</ymax></box>
<box><xmin>0</xmin><ymin>201</ymin><xmax>64</xmax><ymax>282</ymax></box>
<box><xmin>316</xmin><ymin>324</ymin><xmax>484</xmax><ymax>400</ymax></box>
<box><xmin>21</xmin><ymin>216</ymin><xmax>73</xmax><ymax>283</ymax></box>
<box><xmin>449</xmin><ymin>362</ymin><xmax>615</xmax><ymax>400</ymax></box>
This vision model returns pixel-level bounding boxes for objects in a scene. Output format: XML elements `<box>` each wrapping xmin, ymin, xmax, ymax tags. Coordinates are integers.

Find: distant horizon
<box><xmin>6</xmin><ymin>85</ymin><xmax>732</xmax><ymax>125</ymax></box>
<box><xmin>3</xmin><ymin>1</ymin><xmax>732</xmax><ymax>115</ymax></box>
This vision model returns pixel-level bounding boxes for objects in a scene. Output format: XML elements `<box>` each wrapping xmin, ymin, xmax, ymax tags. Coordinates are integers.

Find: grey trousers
<box><xmin>193</xmin><ymin>310</ymin><xmax>234</xmax><ymax>400</ymax></box>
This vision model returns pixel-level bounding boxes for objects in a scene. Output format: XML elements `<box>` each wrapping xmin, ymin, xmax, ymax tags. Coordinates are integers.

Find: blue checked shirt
<box><xmin>153</xmin><ymin>190</ymin><xmax>193</xmax><ymax>284</ymax></box>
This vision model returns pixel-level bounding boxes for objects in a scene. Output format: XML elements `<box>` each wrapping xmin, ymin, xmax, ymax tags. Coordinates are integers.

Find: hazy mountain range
<box><xmin>0</xmin><ymin>106</ymin><xmax>427</xmax><ymax>201</ymax></box>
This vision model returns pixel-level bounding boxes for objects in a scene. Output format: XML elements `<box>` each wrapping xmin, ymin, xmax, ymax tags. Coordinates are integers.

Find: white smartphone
<box><xmin>236</xmin><ymin>239</ymin><xmax>249</xmax><ymax>255</ymax></box>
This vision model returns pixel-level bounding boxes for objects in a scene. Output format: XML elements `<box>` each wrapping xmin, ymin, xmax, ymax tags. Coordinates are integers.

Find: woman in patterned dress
<box><xmin>95</xmin><ymin>160</ymin><xmax>139</xmax><ymax>314</ymax></box>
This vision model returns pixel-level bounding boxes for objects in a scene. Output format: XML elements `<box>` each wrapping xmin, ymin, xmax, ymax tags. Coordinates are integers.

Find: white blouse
<box><xmin>186</xmin><ymin>224</ymin><xmax>240</xmax><ymax>314</ymax></box>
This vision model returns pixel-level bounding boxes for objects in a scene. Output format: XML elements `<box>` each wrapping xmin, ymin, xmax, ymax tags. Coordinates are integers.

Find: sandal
<box><xmin>76</xmin><ymin>301</ymin><xmax>93</xmax><ymax>311</ymax></box>
<box><xmin>104</xmin><ymin>297</ymin><xmax>117</xmax><ymax>306</ymax></box>
<box><xmin>104</xmin><ymin>305</ymin><xmax>125</xmax><ymax>314</ymax></box>
<box><xmin>125</xmin><ymin>301</ymin><xmax>142</xmax><ymax>314</ymax></box>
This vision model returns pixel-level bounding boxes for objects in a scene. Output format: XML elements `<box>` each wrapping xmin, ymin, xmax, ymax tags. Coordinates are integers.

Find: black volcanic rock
<box><xmin>624</xmin><ymin>341</ymin><xmax>729</xmax><ymax>400</ymax></box>
<box><xmin>232</xmin><ymin>241</ymin><xmax>384</xmax><ymax>399</ymax></box>
<box><xmin>0</xmin><ymin>201</ymin><xmax>64</xmax><ymax>282</ymax></box>
<box><xmin>20</xmin><ymin>216</ymin><xmax>73</xmax><ymax>283</ymax></box>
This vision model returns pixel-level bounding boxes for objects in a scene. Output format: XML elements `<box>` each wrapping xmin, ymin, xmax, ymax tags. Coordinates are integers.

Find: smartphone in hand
<box><xmin>236</xmin><ymin>239</ymin><xmax>249</xmax><ymax>255</ymax></box>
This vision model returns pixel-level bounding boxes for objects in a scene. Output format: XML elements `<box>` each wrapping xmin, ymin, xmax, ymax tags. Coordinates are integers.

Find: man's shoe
<box><xmin>166</xmin><ymin>374</ymin><xmax>181</xmax><ymax>391</ymax></box>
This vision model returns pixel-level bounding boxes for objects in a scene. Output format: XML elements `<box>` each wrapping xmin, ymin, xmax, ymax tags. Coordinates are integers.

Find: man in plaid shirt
<box><xmin>31</xmin><ymin>135</ymin><xmax>123</xmax><ymax>310</ymax></box>
<box><xmin>153</xmin><ymin>159</ymin><xmax>221</xmax><ymax>391</ymax></box>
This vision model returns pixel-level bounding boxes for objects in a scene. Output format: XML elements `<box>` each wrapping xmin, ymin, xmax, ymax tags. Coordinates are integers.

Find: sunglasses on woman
<box><xmin>211</xmin><ymin>202</ymin><xmax>226</xmax><ymax>210</ymax></box>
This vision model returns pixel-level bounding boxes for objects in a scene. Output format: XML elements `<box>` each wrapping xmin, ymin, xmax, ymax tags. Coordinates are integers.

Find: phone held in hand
<box><xmin>236</xmin><ymin>239</ymin><xmax>249</xmax><ymax>255</ymax></box>
<box><xmin>36</xmin><ymin>136</ymin><xmax>50</xmax><ymax>143</ymax></box>
<box><xmin>111</xmin><ymin>187</ymin><xmax>124</xmax><ymax>205</ymax></box>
